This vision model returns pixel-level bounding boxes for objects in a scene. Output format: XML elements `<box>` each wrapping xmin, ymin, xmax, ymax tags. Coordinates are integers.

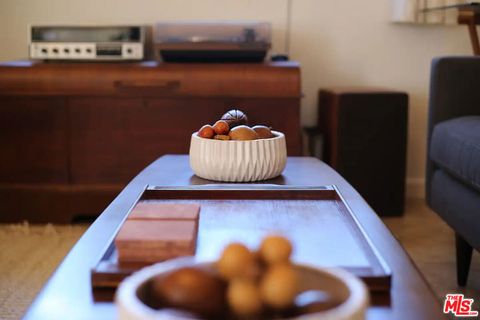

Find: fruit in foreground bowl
<box><xmin>151</xmin><ymin>267</ymin><xmax>226</xmax><ymax>317</ymax></box>
<box><xmin>228</xmin><ymin>125</ymin><xmax>259</xmax><ymax>141</ymax></box>
<box><xmin>260</xmin><ymin>263</ymin><xmax>298</xmax><ymax>309</ymax></box>
<box><xmin>227</xmin><ymin>278</ymin><xmax>263</xmax><ymax>316</ymax></box>
<box><xmin>217</xmin><ymin>243</ymin><xmax>258</xmax><ymax>280</ymax></box>
<box><xmin>259</xmin><ymin>235</ymin><xmax>293</xmax><ymax>265</ymax></box>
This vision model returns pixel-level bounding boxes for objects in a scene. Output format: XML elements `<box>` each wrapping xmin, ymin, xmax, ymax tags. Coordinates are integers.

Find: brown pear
<box><xmin>228</xmin><ymin>125</ymin><xmax>258</xmax><ymax>141</ymax></box>
<box><xmin>252</xmin><ymin>125</ymin><xmax>274</xmax><ymax>139</ymax></box>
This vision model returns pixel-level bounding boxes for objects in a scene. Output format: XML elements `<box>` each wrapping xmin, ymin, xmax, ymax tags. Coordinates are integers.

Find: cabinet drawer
<box><xmin>0</xmin><ymin>62</ymin><xmax>301</xmax><ymax>98</ymax></box>
<box><xmin>69</xmin><ymin>98</ymin><xmax>148</xmax><ymax>184</ymax></box>
<box><xmin>0</xmin><ymin>97</ymin><xmax>68</xmax><ymax>183</ymax></box>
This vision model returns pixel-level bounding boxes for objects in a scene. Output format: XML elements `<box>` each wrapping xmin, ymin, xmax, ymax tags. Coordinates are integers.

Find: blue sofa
<box><xmin>427</xmin><ymin>57</ymin><xmax>480</xmax><ymax>286</ymax></box>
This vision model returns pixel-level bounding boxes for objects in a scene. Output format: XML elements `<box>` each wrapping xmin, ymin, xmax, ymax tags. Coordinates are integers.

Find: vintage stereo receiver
<box><xmin>29</xmin><ymin>25</ymin><xmax>150</xmax><ymax>61</ymax></box>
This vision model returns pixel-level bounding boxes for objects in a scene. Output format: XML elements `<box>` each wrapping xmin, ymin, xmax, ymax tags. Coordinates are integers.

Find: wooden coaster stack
<box><xmin>115</xmin><ymin>203</ymin><xmax>200</xmax><ymax>266</ymax></box>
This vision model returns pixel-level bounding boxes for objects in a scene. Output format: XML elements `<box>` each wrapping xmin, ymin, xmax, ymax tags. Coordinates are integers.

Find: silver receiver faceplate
<box><xmin>29</xmin><ymin>42</ymin><xmax>143</xmax><ymax>60</ymax></box>
<box><xmin>29</xmin><ymin>25</ymin><xmax>147</xmax><ymax>61</ymax></box>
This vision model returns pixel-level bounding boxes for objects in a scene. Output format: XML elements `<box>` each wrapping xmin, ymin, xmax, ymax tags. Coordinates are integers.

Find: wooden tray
<box><xmin>91</xmin><ymin>185</ymin><xmax>391</xmax><ymax>295</ymax></box>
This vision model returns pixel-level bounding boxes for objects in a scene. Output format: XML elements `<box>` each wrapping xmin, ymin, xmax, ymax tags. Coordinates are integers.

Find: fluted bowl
<box><xmin>189</xmin><ymin>131</ymin><xmax>287</xmax><ymax>182</ymax></box>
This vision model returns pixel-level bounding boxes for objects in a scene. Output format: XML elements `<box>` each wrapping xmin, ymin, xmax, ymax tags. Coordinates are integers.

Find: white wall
<box><xmin>289</xmin><ymin>1</ymin><xmax>471</xmax><ymax>198</ymax></box>
<box><xmin>0</xmin><ymin>0</ymin><xmax>473</xmax><ymax>198</ymax></box>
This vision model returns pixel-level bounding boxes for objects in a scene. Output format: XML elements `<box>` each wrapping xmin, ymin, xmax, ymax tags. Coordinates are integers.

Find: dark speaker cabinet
<box><xmin>319</xmin><ymin>88</ymin><xmax>408</xmax><ymax>216</ymax></box>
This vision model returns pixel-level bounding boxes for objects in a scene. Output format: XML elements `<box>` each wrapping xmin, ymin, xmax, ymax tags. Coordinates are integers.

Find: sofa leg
<box><xmin>456</xmin><ymin>233</ymin><xmax>473</xmax><ymax>287</ymax></box>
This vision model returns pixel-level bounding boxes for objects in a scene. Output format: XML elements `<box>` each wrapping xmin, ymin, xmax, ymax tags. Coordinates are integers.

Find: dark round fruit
<box><xmin>151</xmin><ymin>267</ymin><xmax>226</xmax><ymax>317</ymax></box>
<box><xmin>220</xmin><ymin>109</ymin><xmax>248</xmax><ymax>128</ymax></box>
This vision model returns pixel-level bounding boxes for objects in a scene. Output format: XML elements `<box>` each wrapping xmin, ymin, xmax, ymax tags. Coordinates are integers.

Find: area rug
<box><xmin>0</xmin><ymin>222</ymin><xmax>87</xmax><ymax>320</ymax></box>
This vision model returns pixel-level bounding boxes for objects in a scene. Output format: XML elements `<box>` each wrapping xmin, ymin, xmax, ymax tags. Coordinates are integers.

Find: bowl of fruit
<box><xmin>116</xmin><ymin>236</ymin><xmax>369</xmax><ymax>320</ymax></box>
<box><xmin>189</xmin><ymin>109</ymin><xmax>287</xmax><ymax>182</ymax></box>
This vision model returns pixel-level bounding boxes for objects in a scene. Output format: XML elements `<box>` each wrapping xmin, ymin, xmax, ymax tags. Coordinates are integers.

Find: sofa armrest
<box><xmin>428</xmin><ymin>57</ymin><xmax>480</xmax><ymax>132</ymax></box>
<box><xmin>426</xmin><ymin>56</ymin><xmax>480</xmax><ymax>204</ymax></box>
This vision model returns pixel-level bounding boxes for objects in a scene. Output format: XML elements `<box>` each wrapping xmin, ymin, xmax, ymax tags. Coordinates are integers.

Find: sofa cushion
<box><xmin>430</xmin><ymin>116</ymin><xmax>480</xmax><ymax>192</ymax></box>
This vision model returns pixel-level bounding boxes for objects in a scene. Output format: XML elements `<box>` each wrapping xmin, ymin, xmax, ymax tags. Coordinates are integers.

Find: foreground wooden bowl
<box><xmin>116</xmin><ymin>258</ymin><xmax>369</xmax><ymax>320</ymax></box>
<box><xmin>189</xmin><ymin>131</ymin><xmax>287</xmax><ymax>182</ymax></box>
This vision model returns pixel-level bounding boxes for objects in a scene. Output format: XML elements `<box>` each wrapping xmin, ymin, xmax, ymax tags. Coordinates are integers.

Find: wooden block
<box><xmin>128</xmin><ymin>202</ymin><xmax>200</xmax><ymax>221</ymax></box>
<box><xmin>115</xmin><ymin>220</ymin><xmax>197</xmax><ymax>248</ymax></box>
<box><xmin>116</xmin><ymin>250</ymin><xmax>182</xmax><ymax>264</ymax></box>
<box><xmin>115</xmin><ymin>220</ymin><xmax>197</xmax><ymax>264</ymax></box>
<box><xmin>116</xmin><ymin>252</ymin><xmax>179</xmax><ymax>265</ymax></box>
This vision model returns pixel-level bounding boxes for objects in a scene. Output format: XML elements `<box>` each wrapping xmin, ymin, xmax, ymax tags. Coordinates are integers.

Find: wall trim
<box><xmin>406</xmin><ymin>177</ymin><xmax>425</xmax><ymax>199</ymax></box>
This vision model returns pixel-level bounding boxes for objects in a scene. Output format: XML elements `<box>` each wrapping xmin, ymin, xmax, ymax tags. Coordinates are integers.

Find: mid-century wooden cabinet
<box><xmin>0</xmin><ymin>60</ymin><xmax>302</xmax><ymax>222</ymax></box>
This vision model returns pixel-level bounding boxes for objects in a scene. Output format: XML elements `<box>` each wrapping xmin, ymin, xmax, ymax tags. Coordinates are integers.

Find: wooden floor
<box><xmin>383</xmin><ymin>200</ymin><xmax>480</xmax><ymax>312</ymax></box>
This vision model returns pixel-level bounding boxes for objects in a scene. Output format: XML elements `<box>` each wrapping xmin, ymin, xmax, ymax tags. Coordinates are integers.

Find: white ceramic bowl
<box><xmin>116</xmin><ymin>258</ymin><xmax>369</xmax><ymax>320</ymax></box>
<box><xmin>189</xmin><ymin>130</ymin><xmax>287</xmax><ymax>182</ymax></box>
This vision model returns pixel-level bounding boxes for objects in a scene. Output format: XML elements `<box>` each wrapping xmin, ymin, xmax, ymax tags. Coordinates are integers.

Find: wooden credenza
<box><xmin>0</xmin><ymin>60</ymin><xmax>302</xmax><ymax>222</ymax></box>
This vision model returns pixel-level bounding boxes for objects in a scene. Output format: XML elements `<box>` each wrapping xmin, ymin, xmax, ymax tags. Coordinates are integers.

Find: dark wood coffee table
<box><xmin>23</xmin><ymin>155</ymin><xmax>444</xmax><ymax>319</ymax></box>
